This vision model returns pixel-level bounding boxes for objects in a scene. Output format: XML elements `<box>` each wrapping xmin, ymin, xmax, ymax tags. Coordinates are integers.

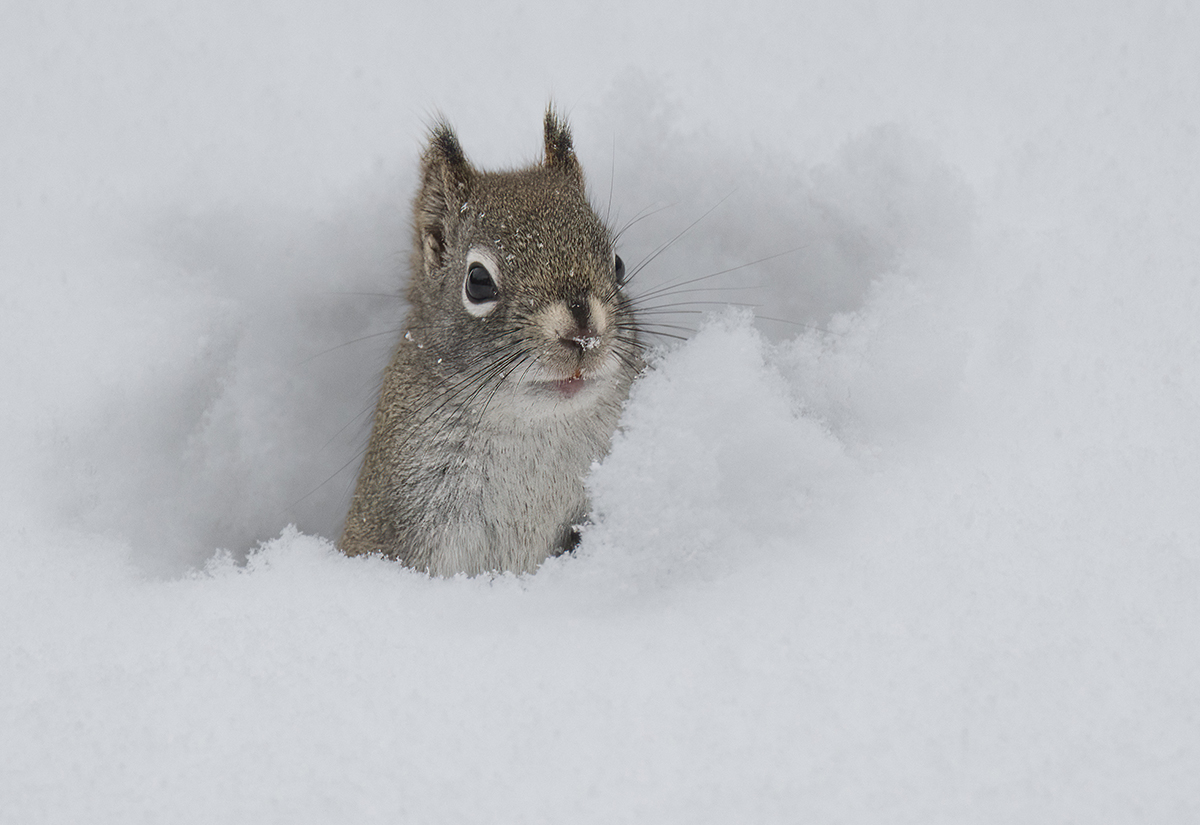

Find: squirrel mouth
<box><xmin>538</xmin><ymin>368</ymin><xmax>590</xmax><ymax>399</ymax></box>
<box><xmin>552</xmin><ymin>375</ymin><xmax>587</xmax><ymax>398</ymax></box>
<box><xmin>529</xmin><ymin>355</ymin><xmax>618</xmax><ymax>401</ymax></box>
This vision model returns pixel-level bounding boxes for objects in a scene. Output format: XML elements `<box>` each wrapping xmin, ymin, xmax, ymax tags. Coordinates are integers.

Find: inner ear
<box><xmin>422</xmin><ymin>228</ymin><xmax>445</xmax><ymax>272</ymax></box>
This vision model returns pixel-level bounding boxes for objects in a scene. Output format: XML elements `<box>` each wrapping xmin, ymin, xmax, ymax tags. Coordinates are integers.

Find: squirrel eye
<box><xmin>614</xmin><ymin>254</ymin><xmax>626</xmax><ymax>284</ymax></box>
<box><xmin>465</xmin><ymin>263</ymin><xmax>498</xmax><ymax>303</ymax></box>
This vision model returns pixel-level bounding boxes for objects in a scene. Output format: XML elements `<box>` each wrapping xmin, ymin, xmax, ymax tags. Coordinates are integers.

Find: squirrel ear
<box><xmin>543</xmin><ymin>107</ymin><xmax>583</xmax><ymax>184</ymax></box>
<box><xmin>415</xmin><ymin>122</ymin><xmax>474</xmax><ymax>272</ymax></box>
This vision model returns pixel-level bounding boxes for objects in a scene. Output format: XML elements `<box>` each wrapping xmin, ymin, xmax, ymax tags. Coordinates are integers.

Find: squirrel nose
<box><xmin>559</xmin><ymin>295</ymin><xmax>600</xmax><ymax>353</ymax></box>
<box><xmin>560</xmin><ymin>329</ymin><xmax>602</xmax><ymax>353</ymax></box>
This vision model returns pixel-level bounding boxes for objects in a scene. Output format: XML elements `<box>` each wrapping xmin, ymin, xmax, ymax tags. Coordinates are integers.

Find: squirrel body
<box><xmin>339</xmin><ymin>110</ymin><xmax>641</xmax><ymax>575</ymax></box>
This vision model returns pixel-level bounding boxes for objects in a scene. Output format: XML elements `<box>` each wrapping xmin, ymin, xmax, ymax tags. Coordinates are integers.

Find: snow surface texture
<box><xmin>3</xmin><ymin>2</ymin><xmax>1198</xmax><ymax>822</ymax></box>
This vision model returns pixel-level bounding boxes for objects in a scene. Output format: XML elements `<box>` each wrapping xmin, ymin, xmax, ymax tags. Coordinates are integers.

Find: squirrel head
<box><xmin>405</xmin><ymin>108</ymin><xmax>639</xmax><ymax>409</ymax></box>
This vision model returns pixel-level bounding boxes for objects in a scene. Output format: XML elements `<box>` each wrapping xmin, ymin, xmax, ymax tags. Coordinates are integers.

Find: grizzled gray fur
<box><xmin>339</xmin><ymin>109</ymin><xmax>642</xmax><ymax>575</ymax></box>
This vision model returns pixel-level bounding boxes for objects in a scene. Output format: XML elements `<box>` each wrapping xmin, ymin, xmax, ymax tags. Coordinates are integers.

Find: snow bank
<box><xmin>3</xmin><ymin>1</ymin><xmax>1198</xmax><ymax>822</ymax></box>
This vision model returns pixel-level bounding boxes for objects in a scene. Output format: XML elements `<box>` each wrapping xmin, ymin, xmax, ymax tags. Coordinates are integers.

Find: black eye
<box><xmin>465</xmin><ymin>263</ymin><xmax>498</xmax><ymax>303</ymax></box>
<box><xmin>614</xmin><ymin>254</ymin><xmax>626</xmax><ymax>284</ymax></box>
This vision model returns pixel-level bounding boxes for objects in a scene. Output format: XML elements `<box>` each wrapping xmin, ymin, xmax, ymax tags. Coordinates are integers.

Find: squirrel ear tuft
<box><xmin>543</xmin><ymin>107</ymin><xmax>583</xmax><ymax>184</ymax></box>
<box><xmin>415</xmin><ymin>122</ymin><xmax>473</xmax><ymax>272</ymax></box>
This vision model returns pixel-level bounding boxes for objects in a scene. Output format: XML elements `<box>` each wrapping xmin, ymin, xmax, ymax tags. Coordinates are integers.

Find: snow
<box><xmin>3</xmin><ymin>1</ymin><xmax>1199</xmax><ymax>822</ymax></box>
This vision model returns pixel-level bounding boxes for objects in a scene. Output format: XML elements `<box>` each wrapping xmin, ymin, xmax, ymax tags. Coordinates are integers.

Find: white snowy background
<box><xmin>3</xmin><ymin>1</ymin><xmax>1198</xmax><ymax>822</ymax></box>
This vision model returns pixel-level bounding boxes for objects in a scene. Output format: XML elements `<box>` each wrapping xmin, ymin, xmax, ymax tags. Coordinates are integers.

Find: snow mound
<box><xmin>3</xmin><ymin>2</ymin><xmax>1198</xmax><ymax>822</ymax></box>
